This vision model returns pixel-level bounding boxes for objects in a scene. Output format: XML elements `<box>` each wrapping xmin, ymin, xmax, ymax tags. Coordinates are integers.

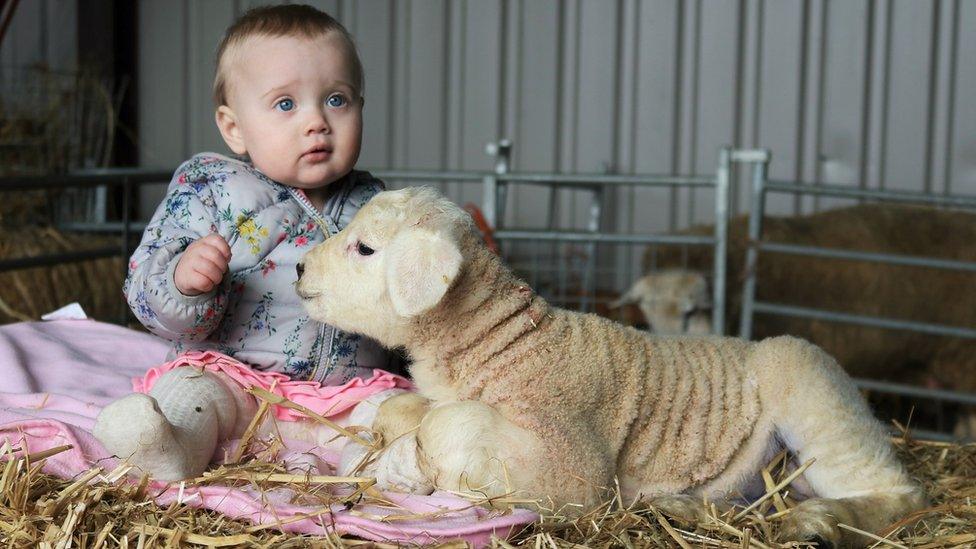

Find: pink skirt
<box><xmin>133</xmin><ymin>350</ymin><xmax>412</xmax><ymax>422</ymax></box>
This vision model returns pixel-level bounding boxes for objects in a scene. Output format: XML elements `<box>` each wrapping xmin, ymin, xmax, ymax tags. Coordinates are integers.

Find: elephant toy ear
<box><xmin>385</xmin><ymin>227</ymin><xmax>463</xmax><ymax>318</ymax></box>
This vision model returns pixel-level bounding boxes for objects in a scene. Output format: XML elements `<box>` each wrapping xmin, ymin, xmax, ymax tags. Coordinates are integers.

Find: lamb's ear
<box><xmin>682</xmin><ymin>273</ymin><xmax>712</xmax><ymax>311</ymax></box>
<box><xmin>385</xmin><ymin>227</ymin><xmax>463</xmax><ymax>317</ymax></box>
<box><xmin>608</xmin><ymin>276</ymin><xmax>648</xmax><ymax>309</ymax></box>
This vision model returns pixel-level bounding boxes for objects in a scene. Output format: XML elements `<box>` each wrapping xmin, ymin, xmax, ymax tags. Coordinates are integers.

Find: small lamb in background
<box><xmin>296</xmin><ymin>186</ymin><xmax>925</xmax><ymax>548</ymax></box>
<box><xmin>609</xmin><ymin>269</ymin><xmax>712</xmax><ymax>335</ymax></box>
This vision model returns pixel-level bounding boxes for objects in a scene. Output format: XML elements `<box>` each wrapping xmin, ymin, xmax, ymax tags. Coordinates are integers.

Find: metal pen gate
<box><xmin>374</xmin><ymin>143</ymin><xmax>740</xmax><ymax>336</ymax></box>
<box><xmin>737</xmin><ymin>149</ymin><xmax>976</xmax><ymax>439</ymax></box>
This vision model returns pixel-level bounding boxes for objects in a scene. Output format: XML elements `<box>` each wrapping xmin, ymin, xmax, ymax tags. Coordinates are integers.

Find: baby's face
<box><xmin>222</xmin><ymin>34</ymin><xmax>362</xmax><ymax>190</ymax></box>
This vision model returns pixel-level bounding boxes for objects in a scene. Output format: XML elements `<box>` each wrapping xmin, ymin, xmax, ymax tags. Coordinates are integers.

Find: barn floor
<box><xmin>1</xmin><ymin>434</ymin><xmax>973</xmax><ymax>548</ymax></box>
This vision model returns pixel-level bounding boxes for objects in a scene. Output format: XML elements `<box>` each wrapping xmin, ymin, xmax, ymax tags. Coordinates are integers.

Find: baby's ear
<box><xmin>215</xmin><ymin>106</ymin><xmax>247</xmax><ymax>155</ymax></box>
<box><xmin>385</xmin><ymin>227</ymin><xmax>462</xmax><ymax>318</ymax></box>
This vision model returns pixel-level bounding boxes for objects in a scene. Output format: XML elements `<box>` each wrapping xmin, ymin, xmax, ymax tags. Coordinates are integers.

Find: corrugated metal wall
<box><xmin>130</xmin><ymin>0</ymin><xmax>976</xmax><ymax>228</ymax></box>
<box><xmin>5</xmin><ymin>1</ymin><xmax>976</xmax><ymax>240</ymax></box>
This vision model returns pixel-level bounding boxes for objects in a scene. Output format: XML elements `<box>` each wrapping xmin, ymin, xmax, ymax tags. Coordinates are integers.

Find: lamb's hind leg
<box><xmin>752</xmin><ymin>337</ymin><xmax>926</xmax><ymax>548</ymax></box>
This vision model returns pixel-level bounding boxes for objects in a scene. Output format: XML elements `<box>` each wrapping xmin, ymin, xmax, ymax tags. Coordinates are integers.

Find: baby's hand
<box><xmin>174</xmin><ymin>234</ymin><xmax>232</xmax><ymax>296</ymax></box>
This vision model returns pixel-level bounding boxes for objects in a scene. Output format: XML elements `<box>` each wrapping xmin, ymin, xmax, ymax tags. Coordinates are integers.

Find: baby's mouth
<box><xmin>302</xmin><ymin>145</ymin><xmax>333</xmax><ymax>161</ymax></box>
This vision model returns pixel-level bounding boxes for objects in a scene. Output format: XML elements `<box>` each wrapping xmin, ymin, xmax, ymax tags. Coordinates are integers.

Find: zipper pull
<box><xmin>287</xmin><ymin>188</ymin><xmax>340</xmax><ymax>237</ymax></box>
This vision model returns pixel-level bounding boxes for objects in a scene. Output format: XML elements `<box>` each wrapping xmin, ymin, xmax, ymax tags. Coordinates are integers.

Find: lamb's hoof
<box><xmin>647</xmin><ymin>494</ymin><xmax>708</xmax><ymax>525</ymax></box>
<box><xmin>777</xmin><ymin>500</ymin><xmax>844</xmax><ymax>548</ymax></box>
<box><xmin>377</xmin><ymin>435</ymin><xmax>435</xmax><ymax>494</ymax></box>
<box><xmin>805</xmin><ymin>534</ymin><xmax>835</xmax><ymax>548</ymax></box>
<box><xmin>338</xmin><ymin>431</ymin><xmax>434</xmax><ymax>495</ymax></box>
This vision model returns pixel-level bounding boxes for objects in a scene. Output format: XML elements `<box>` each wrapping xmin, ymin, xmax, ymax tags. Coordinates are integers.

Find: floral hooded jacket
<box><xmin>124</xmin><ymin>152</ymin><xmax>396</xmax><ymax>384</ymax></box>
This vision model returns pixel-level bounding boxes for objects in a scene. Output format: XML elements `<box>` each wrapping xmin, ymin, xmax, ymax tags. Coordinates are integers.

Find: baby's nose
<box><xmin>305</xmin><ymin>112</ymin><xmax>330</xmax><ymax>135</ymax></box>
<box><xmin>296</xmin><ymin>263</ymin><xmax>305</xmax><ymax>279</ymax></box>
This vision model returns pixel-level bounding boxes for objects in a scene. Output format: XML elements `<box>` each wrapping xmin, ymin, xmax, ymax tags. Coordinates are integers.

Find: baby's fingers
<box><xmin>194</xmin><ymin>242</ymin><xmax>231</xmax><ymax>271</ymax></box>
<box><xmin>192</xmin><ymin>257</ymin><xmax>227</xmax><ymax>289</ymax></box>
<box><xmin>199</xmin><ymin>233</ymin><xmax>232</xmax><ymax>262</ymax></box>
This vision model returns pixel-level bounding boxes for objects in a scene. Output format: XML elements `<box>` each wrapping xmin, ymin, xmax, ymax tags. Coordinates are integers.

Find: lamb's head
<box><xmin>296</xmin><ymin>186</ymin><xmax>473</xmax><ymax>347</ymax></box>
<box><xmin>612</xmin><ymin>269</ymin><xmax>713</xmax><ymax>335</ymax></box>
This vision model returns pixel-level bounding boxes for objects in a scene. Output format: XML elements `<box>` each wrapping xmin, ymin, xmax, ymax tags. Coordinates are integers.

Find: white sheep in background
<box><xmin>609</xmin><ymin>269</ymin><xmax>712</xmax><ymax>335</ymax></box>
<box><xmin>296</xmin><ymin>187</ymin><xmax>925</xmax><ymax>548</ymax></box>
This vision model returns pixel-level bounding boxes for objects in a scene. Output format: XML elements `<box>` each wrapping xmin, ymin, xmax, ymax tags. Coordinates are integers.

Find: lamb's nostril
<box><xmin>296</xmin><ymin>263</ymin><xmax>305</xmax><ymax>279</ymax></box>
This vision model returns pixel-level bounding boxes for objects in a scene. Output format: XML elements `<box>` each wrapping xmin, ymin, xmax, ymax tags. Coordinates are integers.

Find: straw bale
<box><xmin>0</xmin><ymin>65</ymin><xmax>123</xmax><ymax>178</ymax></box>
<box><xmin>0</xmin><ymin>226</ymin><xmax>124</xmax><ymax>324</ymax></box>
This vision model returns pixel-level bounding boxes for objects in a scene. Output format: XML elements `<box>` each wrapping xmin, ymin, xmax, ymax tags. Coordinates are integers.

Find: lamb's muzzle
<box><xmin>297</xmin><ymin>186</ymin><xmax>927</xmax><ymax>547</ymax></box>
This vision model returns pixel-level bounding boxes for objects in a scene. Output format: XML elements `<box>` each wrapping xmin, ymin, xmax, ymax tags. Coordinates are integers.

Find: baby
<box><xmin>125</xmin><ymin>4</ymin><xmax>397</xmax><ymax>384</ymax></box>
<box><xmin>97</xmin><ymin>5</ymin><xmax>412</xmax><ymax>482</ymax></box>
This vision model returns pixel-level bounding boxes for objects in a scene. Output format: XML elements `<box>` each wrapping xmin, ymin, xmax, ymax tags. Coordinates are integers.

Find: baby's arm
<box><xmin>124</xmin><ymin>158</ymin><xmax>232</xmax><ymax>341</ymax></box>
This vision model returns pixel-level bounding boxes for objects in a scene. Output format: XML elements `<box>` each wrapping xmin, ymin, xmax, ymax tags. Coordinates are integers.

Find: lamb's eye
<box><xmin>356</xmin><ymin>241</ymin><xmax>375</xmax><ymax>256</ymax></box>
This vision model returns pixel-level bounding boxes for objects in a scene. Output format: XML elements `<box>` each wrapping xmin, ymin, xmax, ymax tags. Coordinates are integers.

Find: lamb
<box><xmin>295</xmin><ymin>186</ymin><xmax>925</xmax><ymax>547</ymax></box>
<box><xmin>609</xmin><ymin>269</ymin><xmax>712</xmax><ymax>335</ymax></box>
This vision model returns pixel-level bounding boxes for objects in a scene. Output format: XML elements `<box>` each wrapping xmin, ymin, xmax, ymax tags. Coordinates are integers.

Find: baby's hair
<box><xmin>213</xmin><ymin>4</ymin><xmax>364</xmax><ymax>106</ymax></box>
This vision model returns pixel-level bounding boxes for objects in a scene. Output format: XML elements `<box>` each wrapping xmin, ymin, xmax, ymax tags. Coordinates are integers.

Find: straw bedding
<box><xmin>2</xmin><ymin>421</ymin><xmax>973</xmax><ymax>548</ymax></box>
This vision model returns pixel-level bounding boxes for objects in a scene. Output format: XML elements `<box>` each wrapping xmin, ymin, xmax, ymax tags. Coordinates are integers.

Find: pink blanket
<box><xmin>0</xmin><ymin>319</ymin><xmax>536</xmax><ymax>546</ymax></box>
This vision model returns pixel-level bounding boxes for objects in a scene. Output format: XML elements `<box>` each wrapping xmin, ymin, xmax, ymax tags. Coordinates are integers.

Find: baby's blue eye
<box><xmin>327</xmin><ymin>95</ymin><xmax>347</xmax><ymax>108</ymax></box>
<box><xmin>275</xmin><ymin>98</ymin><xmax>295</xmax><ymax>112</ymax></box>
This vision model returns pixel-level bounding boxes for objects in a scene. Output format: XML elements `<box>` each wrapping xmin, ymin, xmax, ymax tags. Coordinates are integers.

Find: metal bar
<box><xmin>482</xmin><ymin>174</ymin><xmax>498</xmax><ymax>233</ymax></box>
<box><xmin>891</xmin><ymin>428</ymin><xmax>955</xmax><ymax>443</ymax></box>
<box><xmin>370</xmin><ymin>170</ymin><xmax>484</xmax><ymax>182</ymax></box>
<box><xmin>752</xmin><ymin>301</ymin><xmax>976</xmax><ymax>339</ymax></box>
<box><xmin>56</xmin><ymin>221</ymin><xmax>149</xmax><ymax>233</ymax></box>
<box><xmin>506</xmin><ymin>263</ymin><xmax>624</xmax><ymax>276</ymax></box>
<box><xmin>120</xmin><ymin>177</ymin><xmax>132</xmax><ymax>324</ymax></box>
<box><xmin>730</xmin><ymin>149</ymin><xmax>772</xmax><ymax>163</ymax></box>
<box><xmin>580</xmin><ymin>186</ymin><xmax>604</xmax><ymax>313</ymax></box>
<box><xmin>739</xmin><ymin>158</ymin><xmax>769</xmax><ymax>339</ymax></box>
<box><xmin>545</xmin><ymin>184</ymin><xmax>559</xmax><ymax>297</ymax></box>
<box><xmin>372</xmin><ymin>169</ymin><xmax>714</xmax><ymax>187</ymax></box>
<box><xmin>765</xmin><ymin>180</ymin><xmax>976</xmax><ymax>209</ymax></box>
<box><xmin>532</xmin><ymin>185</ymin><xmax>565</xmax><ymax>296</ymax></box>
<box><xmin>493</xmin><ymin>230</ymin><xmax>715</xmax><ymax>246</ymax></box>
<box><xmin>0</xmin><ymin>170</ymin><xmax>714</xmax><ymax>191</ymax></box>
<box><xmin>0</xmin><ymin>170</ymin><xmax>172</xmax><ymax>191</ymax></box>
<box><xmin>756</xmin><ymin>241</ymin><xmax>976</xmax><ymax>273</ymax></box>
<box><xmin>712</xmin><ymin>148</ymin><xmax>731</xmax><ymax>335</ymax></box>
<box><xmin>0</xmin><ymin>248</ymin><xmax>122</xmax><ymax>272</ymax></box>
<box><xmin>498</xmin><ymin>173</ymin><xmax>714</xmax><ymax>187</ymax></box>
<box><xmin>855</xmin><ymin>378</ymin><xmax>976</xmax><ymax>406</ymax></box>
<box><xmin>496</xmin><ymin>182</ymin><xmax>509</xmax><ymax>231</ymax></box>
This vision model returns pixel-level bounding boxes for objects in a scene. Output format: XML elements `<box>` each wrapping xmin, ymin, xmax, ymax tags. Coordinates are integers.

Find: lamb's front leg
<box><xmin>416</xmin><ymin>401</ymin><xmax>612</xmax><ymax>512</ymax></box>
<box><xmin>337</xmin><ymin>390</ymin><xmax>434</xmax><ymax>493</ymax></box>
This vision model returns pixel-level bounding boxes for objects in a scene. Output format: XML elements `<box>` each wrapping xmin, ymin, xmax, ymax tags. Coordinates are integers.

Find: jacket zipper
<box><xmin>287</xmin><ymin>187</ymin><xmax>341</xmax><ymax>382</ymax></box>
